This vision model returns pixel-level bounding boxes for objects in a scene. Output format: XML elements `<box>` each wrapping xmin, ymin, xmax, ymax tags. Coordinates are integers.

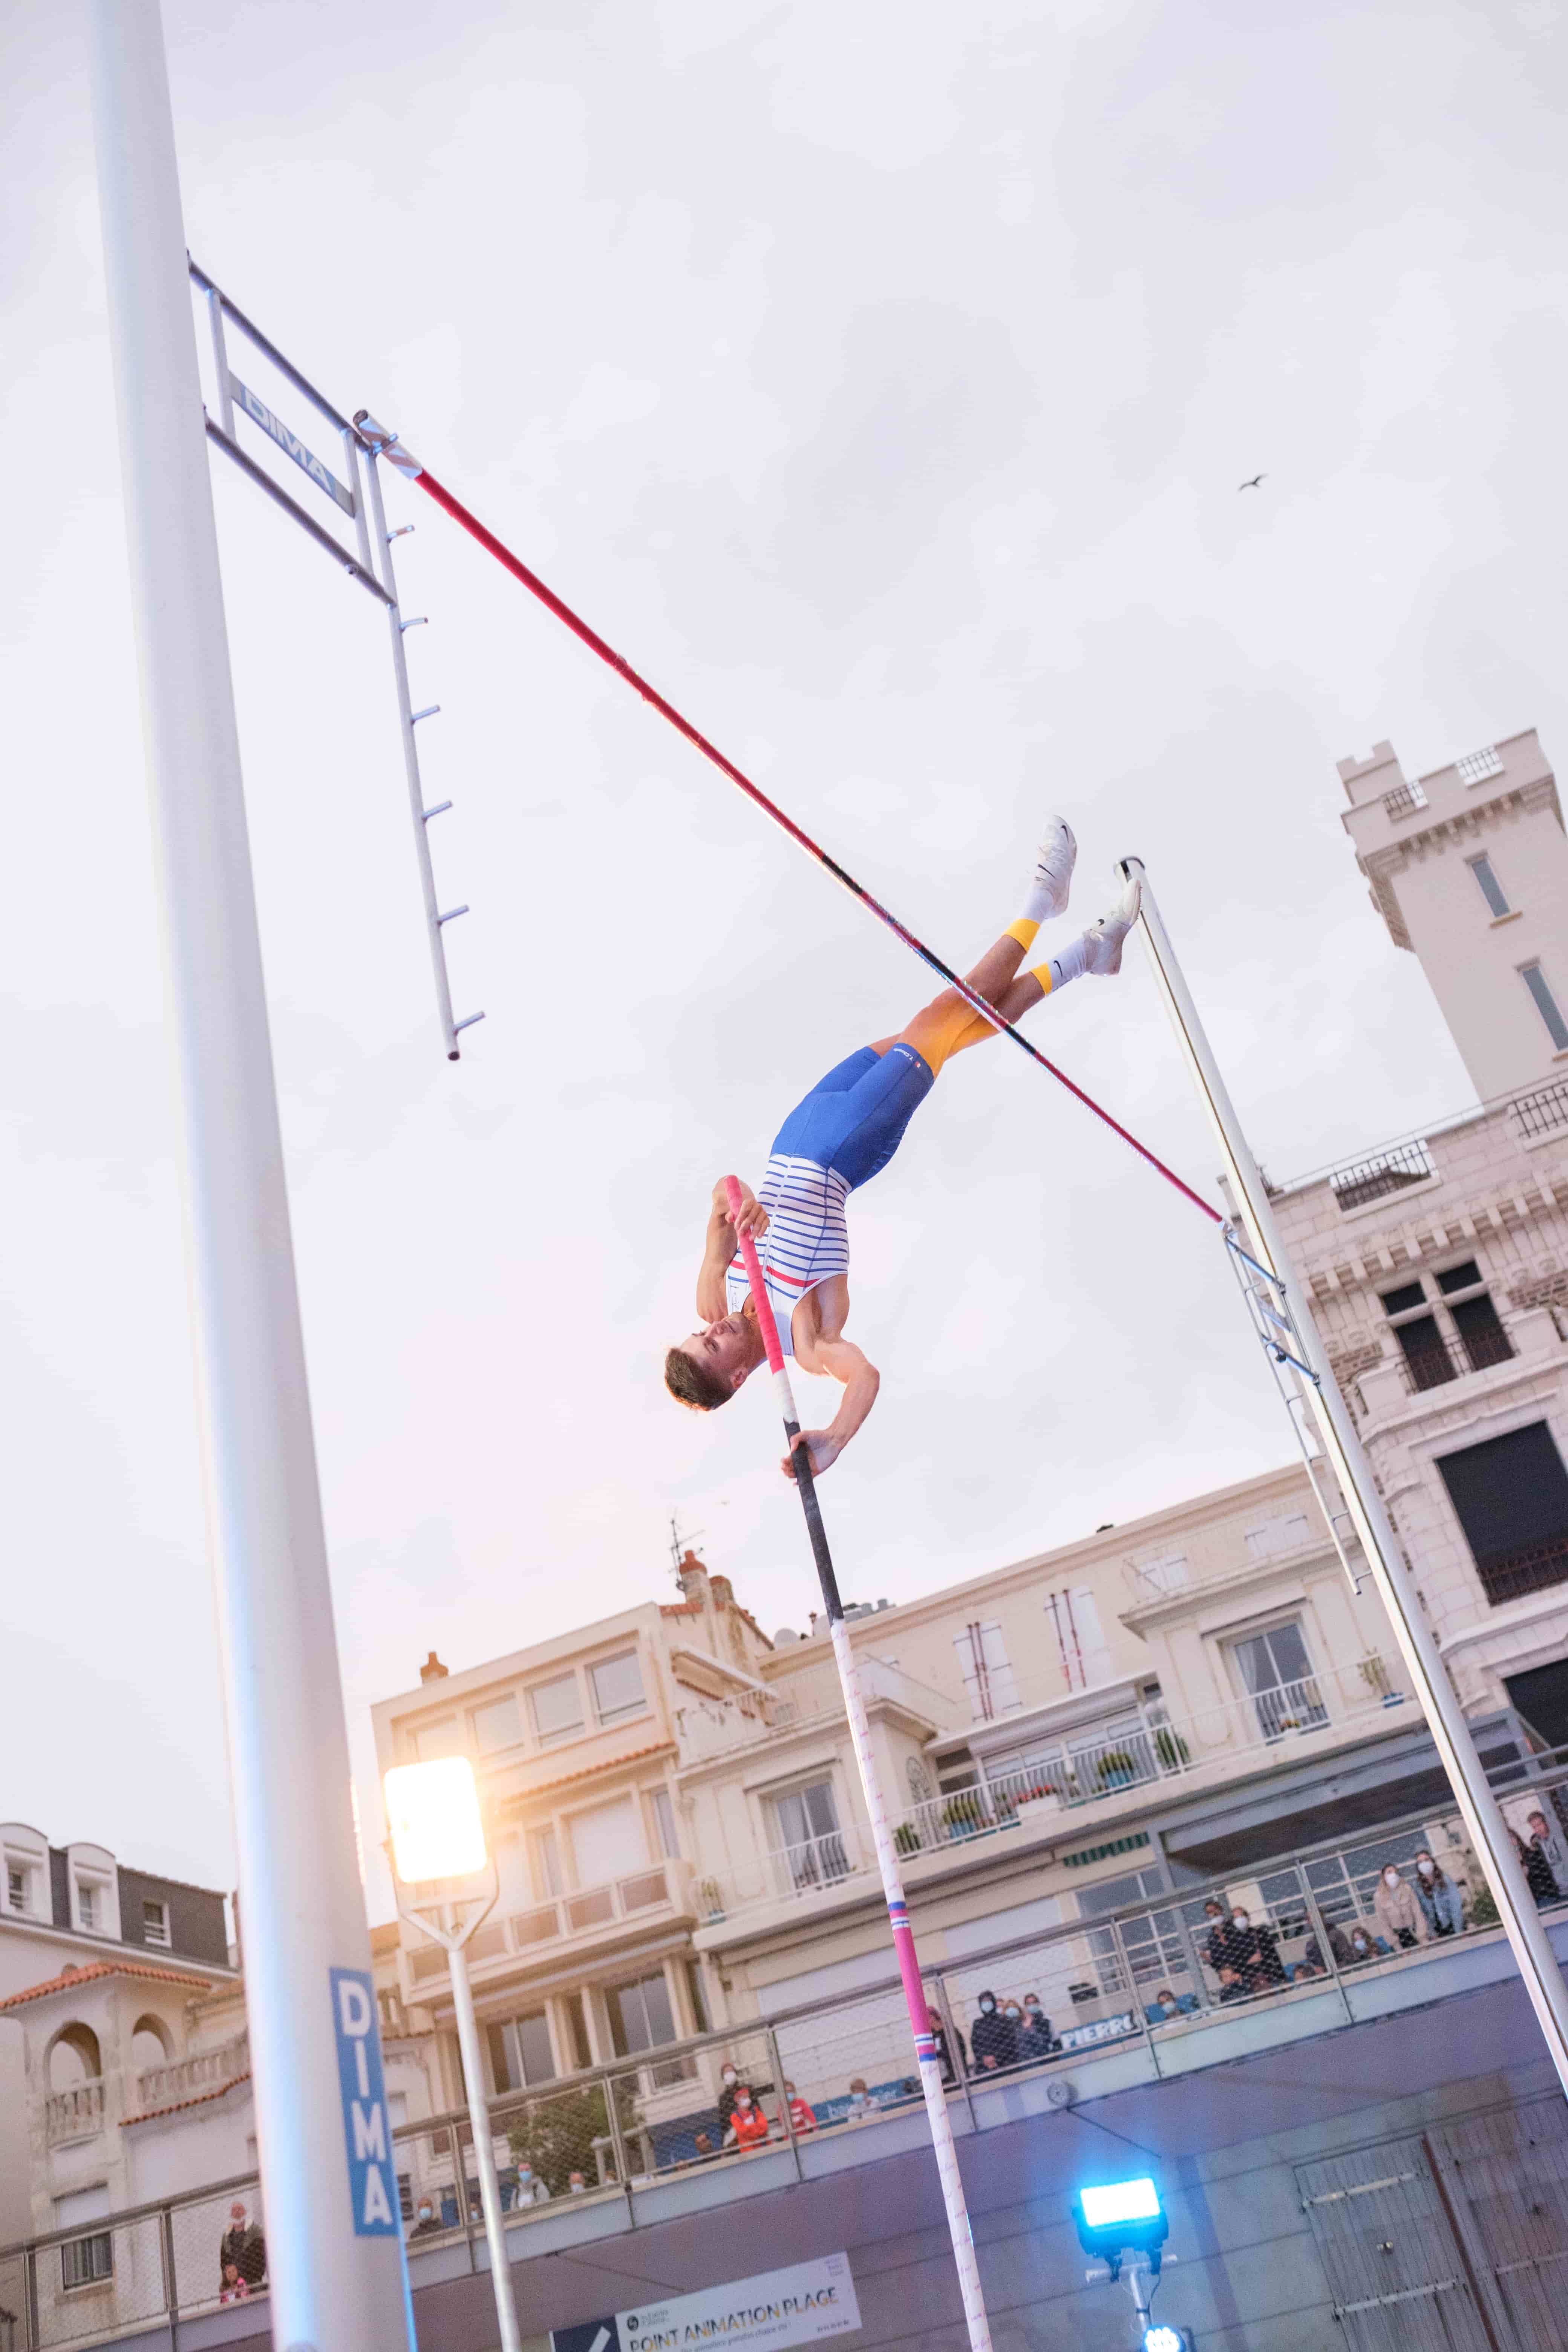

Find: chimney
<box><xmin>709</xmin><ymin>1573</ymin><xmax>734</xmax><ymax>1611</ymax></box>
<box><xmin>419</xmin><ymin>1651</ymin><xmax>449</xmax><ymax>1684</ymax></box>
<box><xmin>677</xmin><ymin>1549</ymin><xmax>710</xmax><ymax>1608</ymax></box>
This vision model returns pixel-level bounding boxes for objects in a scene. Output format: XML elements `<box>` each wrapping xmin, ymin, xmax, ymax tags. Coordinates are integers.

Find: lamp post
<box><xmin>384</xmin><ymin>1759</ymin><xmax>523</xmax><ymax>2352</ymax></box>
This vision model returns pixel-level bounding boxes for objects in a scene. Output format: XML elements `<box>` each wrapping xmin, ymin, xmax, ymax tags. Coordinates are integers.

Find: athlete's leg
<box><xmin>939</xmin><ymin>871</ymin><xmax>1144</xmax><ymax>1058</ymax></box>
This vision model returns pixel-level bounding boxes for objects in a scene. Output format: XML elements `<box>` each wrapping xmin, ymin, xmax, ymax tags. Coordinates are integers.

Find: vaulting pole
<box><xmin>725</xmin><ymin>1179</ymin><xmax>994</xmax><ymax>2352</ymax></box>
<box><xmin>86</xmin><ymin>5</ymin><xmax>416</xmax><ymax>2340</ymax></box>
<box><xmin>1121</xmin><ymin>857</ymin><xmax>1568</xmax><ymax>2097</ymax></box>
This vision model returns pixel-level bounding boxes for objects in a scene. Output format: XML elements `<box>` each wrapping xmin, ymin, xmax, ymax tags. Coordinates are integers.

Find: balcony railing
<box><xmin>674</xmin><ymin>1658</ymin><xmax>953</xmax><ymax>1766</ymax></box>
<box><xmin>1329</xmin><ymin>1138</ymin><xmax>1436</xmax><ymax>1212</ymax></box>
<box><xmin>1382</xmin><ymin>780</ymin><xmax>1429</xmax><ymax>820</ymax></box>
<box><xmin>1396</xmin><ymin>1322</ymin><xmax>1516</xmax><ymax>1392</ymax></box>
<box><xmin>406</xmin><ymin>1863</ymin><xmax>686</xmax><ymax>1983</ymax></box>
<box><xmin>1476</xmin><ymin>1536</ymin><xmax>1568</xmax><ymax>1608</ymax></box>
<box><xmin>44</xmin><ymin>2079</ymin><xmax>104</xmax><ymax>2146</ymax></box>
<box><xmin>1510</xmin><ymin>1079</ymin><xmax>1568</xmax><ymax>1144</ymax></box>
<box><xmin>133</xmin><ymin>2034</ymin><xmax>249</xmax><ymax>2115</ymax></box>
<box><xmin>767</xmin><ymin>1830</ymin><xmax>855</xmax><ymax>1900</ymax></box>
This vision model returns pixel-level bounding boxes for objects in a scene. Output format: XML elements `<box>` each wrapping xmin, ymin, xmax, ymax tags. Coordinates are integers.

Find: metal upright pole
<box><xmin>445</xmin><ymin>1941</ymin><xmax>524</xmax><ymax>2352</ymax></box>
<box><xmin>1121</xmin><ymin>857</ymin><xmax>1568</xmax><ymax>2093</ymax></box>
<box><xmin>726</xmin><ymin>1181</ymin><xmax>994</xmax><ymax>2352</ymax></box>
<box><xmin>84</xmin><ymin>6</ymin><xmax>416</xmax><ymax>2344</ymax></box>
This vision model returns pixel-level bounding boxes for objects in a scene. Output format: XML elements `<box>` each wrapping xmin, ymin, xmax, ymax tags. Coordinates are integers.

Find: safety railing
<box><xmin>405</xmin><ymin>1862</ymin><xmax>691</xmax><ymax>1984</ymax></box>
<box><xmin>42</xmin><ymin>2082</ymin><xmax>104</xmax><ymax>2150</ymax></box>
<box><xmin>1329</xmin><ymin>1138</ymin><xmax>1436</xmax><ymax>1212</ymax></box>
<box><xmin>133</xmin><ymin>2034</ymin><xmax>249</xmax><ymax>2116</ymax></box>
<box><xmin>1395</xmin><ymin>1321</ymin><xmax>1516</xmax><ymax>1393</ymax></box>
<box><xmin>1510</xmin><ymin>1079</ymin><xmax>1568</xmax><ymax>1144</ymax></box>
<box><xmin>8</xmin><ymin>1758</ymin><xmax>1568</xmax><ymax>2350</ymax></box>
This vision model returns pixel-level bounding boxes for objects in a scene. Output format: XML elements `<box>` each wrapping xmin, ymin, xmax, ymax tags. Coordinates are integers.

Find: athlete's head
<box><xmin>664</xmin><ymin>1312</ymin><xmax>760</xmax><ymax>1412</ymax></box>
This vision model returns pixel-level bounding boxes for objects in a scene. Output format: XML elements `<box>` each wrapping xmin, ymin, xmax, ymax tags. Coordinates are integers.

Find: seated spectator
<box><xmin>1018</xmin><ymin>1994</ymin><xmax>1059</xmax><ymax>2059</ymax></box>
<box><xmin>1373</xmin><ymin>1864</ymin><xmax>1427</xmax><ymax>1949</ymax></box>
<box><xmin>409</xmin><ymin>2197</ymin><xmax>442</xmax><ymax>2237</ymax></box>
<box><xmin>512</xmin><ymin>2161</ymin><xmax>551</xmax><ymax>2208</ymax></box>
<box><xmin>845</xmin><ymin>2076</ymin><xmax>874</xmax><ymax>2123</ymax></box>
<box><xmin>1216</xmin><ymin>1965</ymin><xmax>1249</xmax><ymax>2003</ymax></box>
<box><xmin>925</xmin><ymin>2003</ymin><xmax>967</xmax><ymax>2086</ymax></box>
<box><xmin>1514</xmin><ymin>1827</ymin><xmax>1560</xmax><ymax>1907</ymax></box>
<box><xmin>690</xmin><ymin>2132</ymin><xmax>716</xmax><ymax>2163</ymax></box>
<box><xmin>969</xmin><ymin>1990</ymin><xmax>1019</xmax><ymax>2073</ymax></box>
<box><xmin>1145</xmin><ymin>1987</ymin><xmax>1197</xmax><ymax>2024</ymax></box>
<box><xmin>1344</xmin><ymin>1921</ymin><xmax>1389</xmax><ymax>1966</ymax></box>
<box><xmin>783</xmin><ymin>2081</ymin><xmax>818</xmax><ymax>2135</ymax></box>
<box><xmin>567</xmin><ymin>2171</ymin><xmax>588</xmax><ymax>2194</ymax></box>
<box><xmin>724</xmin><ymin>2087</ymin><xmax>770</xmax><ymax>2149</ymax></box>
<box><xmin>1300</xmin><ymin>1919</ymin><xmax>1355</xmax><ymax>1975</ymax></box>
<box><xmin>1413</xmin><ymin>1850</ymin><xmax>1464</xmax><ymax>1938</ymax></box>
<box><xmin>219</xmin><ymin>2262</ymin><xmax>250</xmax><ymax>2304</ymax></box>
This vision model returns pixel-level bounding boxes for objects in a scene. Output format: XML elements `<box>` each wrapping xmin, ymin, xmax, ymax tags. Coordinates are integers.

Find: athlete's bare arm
<box><xmin>783</xmin><ymin>1279</ymin><xmax>880</xmax><ymax>1479</ymax></box>
<box><xmin>695</xmin><ymin>1177</ymin><xmax>767</xmax><ymax>1322</ymax></box>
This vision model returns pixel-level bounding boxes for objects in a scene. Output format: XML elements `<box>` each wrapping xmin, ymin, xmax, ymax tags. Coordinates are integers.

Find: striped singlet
<box><xmin>725</xmin><ymin>1156</ymin><xmax>850</xmax><ymax>1358</ymax></box>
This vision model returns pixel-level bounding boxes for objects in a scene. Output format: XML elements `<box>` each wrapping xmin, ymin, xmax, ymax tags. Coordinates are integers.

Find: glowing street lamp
<box><xmin>384</xmin><ymin>1758</ymin><xmax>522</xmax><ymax>2352</ymax></box>
<box><xmin>1074</xmin><ymin>2176</ymin><xmax>1190</xmax><ymax>2348</ymax></box>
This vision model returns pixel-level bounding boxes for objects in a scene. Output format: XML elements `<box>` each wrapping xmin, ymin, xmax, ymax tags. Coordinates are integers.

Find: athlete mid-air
<box><xmin>664</xmin><ymin>819</ymin><xmax>1140</xmax><ymax>1478</ymax></box>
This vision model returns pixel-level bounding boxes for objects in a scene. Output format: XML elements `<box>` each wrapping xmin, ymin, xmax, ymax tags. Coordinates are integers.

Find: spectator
<box><xmin>969</xmin><ymin>1990</ymin><xmax>1019</xmax><ymax>2073</ymax></box>
<box><xmin>999</xmin><ymin>1998</ymin><xmax>1027</xmax><ymax>2059</ymax></box>
<box><xmin>1345</xmin><ymin>1922</ymin><xmax>1389</xmax><ymax>1965</ymax></box>
<box><xmin>219</xmin><ymin>2202</ymin><xmax>266</xmax><ymax>2293</ymax></box>
<box><xmin>1301</xmin><ymin>1918</ymin><xmax>1356</xmax><ymax>1974</ymax></box>
<box><xmin>716</xmin><ymin>2060</ymin><xmax>753</xmax><ymax>2136</ymax></box>
<box><xmin>691</xmin><ymin>2132</ymin><xmax>715</xmax><ymax>2162</ymax></box>
<box><xmin>724</xmin><ymin>2087</ymin><xmax>770</xmax><ymax>2149</ymax></box>
<box><xmin>1201</xmin><ymin>1899</ymin><xmax>1230</xmax><ymax>1973</ymax></box>
<box><xmin>1018</xmin><ymin>1994</ymin><xmax>1059</xmax><ymax>2060</ymax></box>
<box><xmin>1513</xmin><ymin>1828</ymin><xmax>1560</xmax><ymax>1907</ymax></box>
<box><xmin>409</xmin><ymin>2198</ymin><xmax>441</xmax><ymax>2238</ymax></box>
<box><xmin>1216</xmin><ymin>1966</ymin><xmax>1249</xmax><ymax>2004</ymax></box>
<box><xmin>512</xmin><ymin>2161</ymin><xmax>551</xmax><ymax>2208</ymax></box>
<box><xmin>1413</xmin><ymin>1850</ymin><xmax>1464</xmax><ymax>1939</ymax></box>
<box><xmin>1372</xmin><ymin>1864</ymin><xmax>1427</xmax><ymax>1949</ymax></box>
<box><xmin>845</xmin><ymin>2077</ymin><xmax>873</xmax><ymax>2123</ymax></box>
<box><xmin>925</xmin><ymin>2003</ymin><xmax>968</xmax><ymax>2087</ymax></box>
<box><xmin>1527</xmin><ymin>1808</ymin><xmax>1568</xmax><ymax>1887</ymax></box>
<box><xmin>1145</xmin><ymin>1988</ymin><xmax>1197</xmax><ymax>2023</ymax></box>
<box><xmin>1213</xmin><ymin>1906</ymin><xmax>1285</xmax><ymax>1993</ymax></box>
<box><xmin>567</xmin><ymin>2171</ymin><xmax>588</xmax><ymax>2195</ymax></box>
<box><xmin>783</xmin><ymin>2081</ymin><xmax>818</xmax><ymax>2135</ymax></box>
<box><xmin>219</xmin><ymin>2263</ymin><xmax>249</xmax><ymax>2305</ymax></box>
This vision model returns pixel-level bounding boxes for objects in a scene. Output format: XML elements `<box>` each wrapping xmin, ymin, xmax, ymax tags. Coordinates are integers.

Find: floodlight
<box><xmin>1143</xmin><ymin>2328</ymin><xmax>1185</xmax><ymax>2352</ymax></box>
<box><xmin>1072</xmin><ymin>2174</ymin><xmax>1170</xmax><ymax>2274</ymax></box>
<box><xmin>384</xmin><ymin>1757</ymin><xmax>487</xmax><ymax>1883</ymax></box>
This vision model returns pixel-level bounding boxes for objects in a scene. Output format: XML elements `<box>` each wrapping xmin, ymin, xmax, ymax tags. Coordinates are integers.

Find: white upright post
<box><xmin>1122</xmin><ymin>857</ymin><xmax>1568</xmax><ymax>2095</ymax></box>
<box><xmin>446</xmin><ymin>1940</ymin><xmax>524</xmax><ymax>2352</ymax></box>
<box><xmin>85</xmin><ymin>6</ymin><xmax>416</xmax><ymax>2344</ymax></box>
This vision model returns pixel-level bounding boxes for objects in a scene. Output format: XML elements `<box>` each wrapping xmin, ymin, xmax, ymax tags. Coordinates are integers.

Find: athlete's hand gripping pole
<box><xmin>724</xmin><ymin>1176</ymin><xmax>994</xmax><ymax>2352</ymax></box>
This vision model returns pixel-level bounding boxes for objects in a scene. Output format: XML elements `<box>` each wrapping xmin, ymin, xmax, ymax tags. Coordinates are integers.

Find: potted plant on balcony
<box><xmin>894</xmin><ymin>1821</ymin><xmax>922</xmax><ymax>1857</ymax></box>
<box><xmin>1153</xmin><ymin>1727</ymin><xmax>1190</xmax><ymax>1772</ymax></box>
<box><xmin>1015</xmin><ymin>1781</ymin><xmax>1063</xmax><ymax>1826</ymax></box>
<box><xmin>1095</xmin><ymin>1751</ymin><xmax>1139</xmax><ymax>1790</ymax></box>
<box><xmin>941</xmin><ymin>1794</ymin><xmax>986</xmax><ymax>1840</ymax></box>
<box><xmin>697</xmin><ymin>1877</ymin><xmax>724</xmax><ymax>1922</ymax></box>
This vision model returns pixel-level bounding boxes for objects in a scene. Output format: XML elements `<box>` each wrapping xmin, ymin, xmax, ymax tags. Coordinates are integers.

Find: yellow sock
<box><xmin>1006</xmin><ymin>917</ymin><xmax>1040</xmax><ymax>951</ymax></box>
<box><xmin>1028</xmin><ymin>962</ymin><xmax>1054</xmax><ymax>995</ymax></box>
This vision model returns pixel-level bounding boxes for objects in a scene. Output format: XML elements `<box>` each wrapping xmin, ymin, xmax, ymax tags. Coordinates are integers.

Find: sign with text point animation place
<box><xmin>551</xmin><ymin>2252</ymin><xmax>861</xmax><ymax>2351</ymax></box>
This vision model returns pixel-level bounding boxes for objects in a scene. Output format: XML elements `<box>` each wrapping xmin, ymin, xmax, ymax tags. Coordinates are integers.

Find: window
<box><xmin>1522</xmin><ymin>963</ymin><xmax>1568</xmax><ymax>1053</ymax></box>
<box><xmin>77</xmin><ymin>1883</ymin><xmax>98</xmax><ymax>1933</ymax></box>
<box><xmin>55</xmin><ymin>2187</ymin><xmax>112</xmax><ymax>2291</ymax></box>
<box><xmin>528</xmin><ymin>1672</ymin><xmax>584</xmax><ymax>1744</ymax></box>
<box><xmin>530</xmin><ymin>1827</ymin><xmax>563</xmax><ymax>1898</ymax></box>
<box><xmin>413</xmin><ymin>1716</ymin><xmax>463</xmax><ymax>1761</ymax></box>
<box><xmin>954</xmin><ymin>1621</ymin><xmax>1020</xmax><ymax>1720</ymax></box>
<box><xmin>605</xmin><ymin>1969</ymin><xmax>677</xmax><ymax>2058</ymax></box>
<box><xmin>1438</xmin><ymin>1423</ymin><xmax>1568</xmax><ymax>1606</ymax></box>
<box><xmin>589</xmin><ymin>1651</ymin><xmax>646</xmax><ymax>1724</ymax></box>
<box><xmin>1228</xmin><ymin>1622</ymin><xmax>1327</xmax><ymax>1738</ymax></box>
<box><xmin>1044</xmin><ymin>1588</ymin><xmax>1112</xmax><ymax>1691</ymax></box>
<box><xmin>1243</xmin><ymin>1514</ymin><xmax>1311</xmax><ymax>1561</ymax></box>
<box><xmin>770</xmin><ymin>1780</ymin><xmax>848</xmax><ymax>1889</ymax></box>
<box><xmin>487</xmin><ymin>2009</ymin><xmax>557</xmax><ymax>2092</ymax></box>
<box><xmin>6</xmin><ymin>1863</ymin><xmax>29</xmax><ymax>1915</ymax></box>
<box><xmin>650</xmin><ymin>1788</ymin><xmax>680</xmax><ymax>1860</ymax></box>
<box><xmin>472</xmin><ymin>1694</ymin><xmax>522</xmax><ymax>1753</ymax></box>
<box><xmin>569</xmin><ymin>1798</ymin><xmax>643</xmax><ymax>1889</ymax></box>
<box><xmin>1382</xmin><ymin>1266</ymin><xmax>1513</xmax><ymax>1388</ymax></box>
<box><xmin>141</xmin><ymin>1899</ymin><xmax>170</xmax><ymax>1948</ymax></box>
<box><xmin>1467</xmin><ymin>853</ymin><xmax>1511</xmax><ymax>918</ymax></box>
<box><xmin>1380</xmin><ymin>1277</ymin><xmax>1452</xmax><ymax>1391</ymax></box>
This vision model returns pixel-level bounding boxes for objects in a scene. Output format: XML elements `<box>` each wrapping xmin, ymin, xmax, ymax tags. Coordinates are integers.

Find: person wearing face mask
<box><xmin>1412</xmin><ymin>1850</ymin><xmax>1464</xmax><ymax>1938</ymax></box>
<box><xmin>924</xmin><ymin>2003</ymin><xmax>968</xmax><ymax>2086</ymax></box>
<box><xmin>1345</xmin><ymin>1920</ymin><xmax>1390</xmax><ymax>1965</ymax></box>
<box><xmin>968</xmin><ymin>1989</ymin><xmax>1019</xmax><ymax>2072</ymax></box>
<box><xmin>715</xmin><ymin>2060</ymin><xmax>752</xmax><ymax>2136</ymax></box>
<box><xmin>1017</xmin><ymin>1993</ymin><xmax>1058</xmax><ymax>2060</ymax></box>
<box><xmin>511</xmin><ymin>2160</ymin><xmax>551</xmax><ymax>2208</ymax></box>
<box><xmin>1372</xmin><ymin>1862</ymin><xmax>1427</xmax><ymax>1950</ymax></box>
<box><xmin>725</xmin><ymin>2086</ymin><xmax>771</xmax><ymax>2149</ymax></box>
<box><xmin>409</xmin><ymin>2197</ymin><xmax>442</xmax><ymax>2238</ymax></box>
<box><xmin>1144</xmin><ymin>1985</ymin><xmax>1197</xmax><ymax>2025</ymax></box>
<box><xmin>1230</xmin><ymin>1906</ymin><xmax>1286</xmax><ymax>1992</ymax></box>
<box><xmin>568</xmin><ymin>2171</ymin><xmax>588</xmax><ymax>2194</ymax></box>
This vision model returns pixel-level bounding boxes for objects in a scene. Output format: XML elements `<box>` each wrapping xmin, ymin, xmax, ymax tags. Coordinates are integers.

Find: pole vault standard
<box><xmin>1122</xmin><ymin>858</ymin><xmax>1568</xmax><ymax>2097</ymax></box>
<box><xmin>85</xmin><ymin>5</ymin><xmax>416</xmax><ymax>2343</ymax></box>
<box><xmin>725</xmin><ymin>1179</ymin><xmax>994</xmax><ymax>2352</ymax></box>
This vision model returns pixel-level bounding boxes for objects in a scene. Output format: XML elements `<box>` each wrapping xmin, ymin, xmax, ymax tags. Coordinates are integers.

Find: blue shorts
<box><xmin>771</xmin><ymin>1041</ymin><xmax>936</xmax><ymax>1190</ymax></box>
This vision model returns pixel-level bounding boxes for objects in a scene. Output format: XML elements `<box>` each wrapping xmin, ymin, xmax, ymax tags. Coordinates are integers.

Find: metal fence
<box><xmin>6</xmin><ymin>1761</ymin><xmax>1568</xmax><ymax>2349</ymax></box>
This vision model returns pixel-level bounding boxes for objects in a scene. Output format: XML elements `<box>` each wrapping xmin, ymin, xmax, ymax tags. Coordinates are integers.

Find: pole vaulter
<box><xmin>726</xmin><ymin>1174</ymin><xmax>994</xmax><ymax>2352</ymax></box>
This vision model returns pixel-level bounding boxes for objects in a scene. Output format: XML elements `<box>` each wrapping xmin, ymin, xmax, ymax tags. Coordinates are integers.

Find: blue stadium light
<box><xmin>1072</xmin><ymin>2174</ymin><xmax>1170</xmax><ymax>2278</ymax></box>
<box><xmin>1144</xmin><ymin>2328</ymin><xmax>1185</xmax><ymax>2352</ymax></box>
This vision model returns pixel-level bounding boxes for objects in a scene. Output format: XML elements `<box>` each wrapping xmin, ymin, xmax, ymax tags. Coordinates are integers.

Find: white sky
<box><xmin>4</xmin><ymin>0</ymin><xmax>1566</xmax><ymax>1922</ymax></box>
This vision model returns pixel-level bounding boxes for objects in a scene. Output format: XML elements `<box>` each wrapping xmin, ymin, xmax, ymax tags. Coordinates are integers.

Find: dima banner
<box><xmin>551</xmin><ymin>2252</ymin><xmax>859</xmax><ymax>2351</ymax></box>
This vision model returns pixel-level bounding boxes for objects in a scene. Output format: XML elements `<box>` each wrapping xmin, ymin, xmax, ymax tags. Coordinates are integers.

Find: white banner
<box><xmin>552</xmin><ymin>2251</ymin><xmax>860</xmax><ymax>2352</ymax></box>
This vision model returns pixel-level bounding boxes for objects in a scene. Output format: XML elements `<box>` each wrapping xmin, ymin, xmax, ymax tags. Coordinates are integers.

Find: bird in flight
<box><xmin>1237</xmin><ymin>472</ymin><xmax>1266</xmax><ymax>491</ymax></box>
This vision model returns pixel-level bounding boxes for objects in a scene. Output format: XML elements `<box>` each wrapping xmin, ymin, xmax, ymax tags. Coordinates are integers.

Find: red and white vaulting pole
<box><xmin>724</xmin><ymin>1178</ymin><xmax>994</xmax><ymax>2352</ymax></box>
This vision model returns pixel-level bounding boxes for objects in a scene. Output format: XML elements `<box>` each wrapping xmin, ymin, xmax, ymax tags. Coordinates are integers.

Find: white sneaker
<box><xmin>1083</xmin><ymin>871</ymin><xmax>1142</xmax><ymax>976</ymax></box>
<box><xmin>1029</xmin><ymin>816</ymin><xmax>1077</xmax><ymax>920</ymax></box>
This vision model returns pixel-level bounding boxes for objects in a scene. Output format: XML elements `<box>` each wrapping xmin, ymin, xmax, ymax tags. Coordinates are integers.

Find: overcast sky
<box><xmin>4</xmin><ymin>0</ymin><xmax>1566</xmax><ymax>1921</ymax></box>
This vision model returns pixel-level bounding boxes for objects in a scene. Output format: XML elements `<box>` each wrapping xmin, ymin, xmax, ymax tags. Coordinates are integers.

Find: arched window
<box><xmin>129</xmin><ymin>2015</ymin><xmax>173</xmax><ymax>2076</ymax></box>
<box><xmin>47</xmin><ymin>2023</ymin><xmax>102</xmax><ymax>2089</ymax></box>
